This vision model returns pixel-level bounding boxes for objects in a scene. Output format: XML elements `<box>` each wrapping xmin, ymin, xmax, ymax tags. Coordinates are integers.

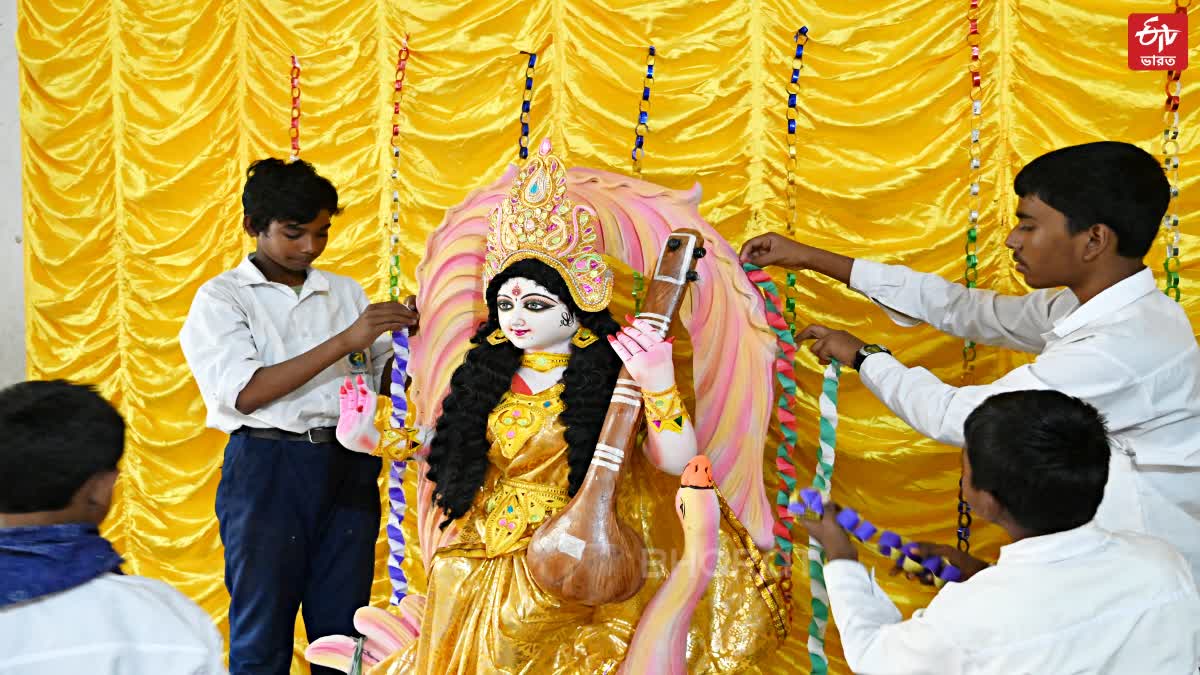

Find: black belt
<box><xmin>234</xmin><ymin>426</ymin><xmax>337</xmax><ymax>444</ymax></box>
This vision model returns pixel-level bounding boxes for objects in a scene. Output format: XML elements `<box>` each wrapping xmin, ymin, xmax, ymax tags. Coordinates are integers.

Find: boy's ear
<box><xmin>241</xmin><ymin>216</ymin><xmax>257</xmax><ymax>237</ymax></box>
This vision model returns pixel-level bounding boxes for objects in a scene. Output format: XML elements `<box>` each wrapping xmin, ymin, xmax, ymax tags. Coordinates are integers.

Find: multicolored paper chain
<box><xmin>785</xmin><ymin>27</ymin><xmax>809</xmax><ymax>233</ymax></box>
<box><xmin>962</xmin><ymin>0</ymin><xmax>982</xmax><ymax>379</ymax></box>
<box><xmin>958</xmin><ymin>0</ymin><xmax>983</xmax><ymax>554</ymax></box>
<box><xmin>1162</xmin><ymin>5</ymin><xmax>1184</xmax><ymax>302</ymax></box>
<box><xmin>631</xmin><ymin>46</ymin><xmax>655</xmax><ymax>177</ymax></box>
<box><xmin>791</xmin><ymin>488</ymin><xmax>964</xmax><ymax>588</ymax></box>
<box><xmin>518</xmin><ymin>52</ymin><xmax>537</xmax><ymax>159</ymax></box>
<box><xmin>743</xmin><ymin>263</ymin><xmax>802</xmax><ymax>608</ymax></box>
<box><xmin>289</xmin><ymin>55</ymin><xmax>301</xmax><ymax>160</ymax></box>
<box><xmin>802</xmin><ymin>361</ymin><xmax>840</xmax><ymax>675</ymax></box>
<box><xmin>385</xmin><ymin>38</ymin><xmax>412</xmax><ymax>604</ymax></box>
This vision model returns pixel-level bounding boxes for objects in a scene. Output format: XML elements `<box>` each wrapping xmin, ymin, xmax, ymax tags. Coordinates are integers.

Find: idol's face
<box><xmin>496</xmin><ymin>277</ymin><xmax>576</xmax><ymax>353</ymax></box>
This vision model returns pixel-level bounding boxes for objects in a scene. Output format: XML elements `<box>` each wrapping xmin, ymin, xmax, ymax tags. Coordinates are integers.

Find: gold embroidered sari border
<box><xmin>714</xmin><ymin>485</ymin><xmax>790</xmax><ymax>642</ymax></box>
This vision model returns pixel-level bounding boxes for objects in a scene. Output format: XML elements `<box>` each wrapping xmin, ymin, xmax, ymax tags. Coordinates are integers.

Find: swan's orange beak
<box><xmin>680</xmin><ymin>455</ymin><xmax>714</xmax><ymax>489</ymax></box>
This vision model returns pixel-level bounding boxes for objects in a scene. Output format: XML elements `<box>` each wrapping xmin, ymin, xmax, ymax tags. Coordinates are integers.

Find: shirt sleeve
<box><xmin>849</xmin><ymin>259</ymin><xmax>1065</xmax><ymax>354</ymax></box>
<box><xmin>858</xmin><ymin>339</ymin><xmax>1139</xmax><ymax>448</ymax></box>
<box><xmin>823</xmin><ymin>559</ymin><xmax>964</xmax><ymax>675</ymax></box>
<box><xmin>179</xmin><ymin>284</ymin><xmax>264</xmax><ymax>417</ymax></box>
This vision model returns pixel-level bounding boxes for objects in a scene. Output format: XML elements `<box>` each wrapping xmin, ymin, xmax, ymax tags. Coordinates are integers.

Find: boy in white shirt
<box><xmin>742</xmin><ymin>141</ymin><xmax>1200</xmax><ymax>579</ymax></box>
<box><xmin>803</xmin><ymin>390</ymin><xmax>1200</xmax><ymax>675</ymax></box>
<box><xmin>0</xmin><ymin>380</ymin><xmax>227</xmax><ymax>675</ymax></box>
<box><xmin>180</xmin><ymin>158</ymin><xmax>418</xmax><ymax>674</ymax></box>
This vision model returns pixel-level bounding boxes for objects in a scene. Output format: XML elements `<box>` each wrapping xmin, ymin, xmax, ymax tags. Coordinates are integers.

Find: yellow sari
<box><xmin>397</xmin><ymin>381</ymin><xmax>787</xmax><ymax>674</ymax></box>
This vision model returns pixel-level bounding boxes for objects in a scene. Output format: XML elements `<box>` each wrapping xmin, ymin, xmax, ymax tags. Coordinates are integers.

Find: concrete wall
<box><xmin>0</xmin><ymin>0</ymin><xmax>23</xmax><ymax>387</ymax></box>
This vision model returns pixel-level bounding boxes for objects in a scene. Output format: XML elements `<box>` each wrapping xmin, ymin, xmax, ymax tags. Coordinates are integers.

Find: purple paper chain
<box><xmin>792</xmin><ymin>488</ymin><xmax>963</xmax><ymax>585</ymax></box>
<box><xmin>387</xmin><ymin>328</ymin><xmax>410</xmax><ymax>604</ymax></box>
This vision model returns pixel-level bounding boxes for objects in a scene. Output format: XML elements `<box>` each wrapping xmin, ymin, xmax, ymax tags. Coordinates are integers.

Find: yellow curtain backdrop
<box><xmin>17</xmin><ymin>0</ymin><xmax>1197</xmax><ymax>672</ymax></box>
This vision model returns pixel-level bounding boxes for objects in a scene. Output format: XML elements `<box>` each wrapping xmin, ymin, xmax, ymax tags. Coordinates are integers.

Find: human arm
<box><xmin>800</xmin><ymin>324</ymin><xmax>1135</xmax><ymax>447</ymax></box>
<box><xmin>739</xmin><ymin>232</ymin><xmax>854</xmax><ymax>284</ymax></box>
<box><xmin>740</xmin><ymin>232</ymin><xmax>1064</xmax><ymax>353</ymax></box>
<box><xmin>180</xmin><ymin>284</ymin><xmax>418</xmax><ymax>417</ymax></box>
<box><xmin>234</xmin><ymin>301</ymin><xmax>416</xmax><ymax>414</ymax></box>
<box><xmin>799</xmin><ymin>502</ymin><xmax>964</xmax><ymax>674</ymax></box>
<box><xmin>848</xmin><ymin>259</ymin><xmax>1065</xmax><ymax>353</ymax></box>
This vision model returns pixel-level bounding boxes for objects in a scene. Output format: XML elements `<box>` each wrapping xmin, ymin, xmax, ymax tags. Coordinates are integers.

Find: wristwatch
<box><xmin>852</xmin><ymin>344</ymin><xmax>891</xmax><ymax>370</ymax></box>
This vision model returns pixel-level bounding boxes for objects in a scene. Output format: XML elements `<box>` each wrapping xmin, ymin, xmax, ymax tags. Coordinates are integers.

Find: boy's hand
<box><xmin>798</xmin><ymin>324</ymin><xmax>867</xmax><ymax>366</ymax></box>
<box><xmin>402</xmin><ymin>294</ymin><xmax>420</xmax><ymax>337</ymax></box>
<box><xmin>888</xmin><ymin>542</ymin><xmax>990</xmax><ymax>584</ymax></box>
<box><xmin>800</xmin><ymin>502</ymin><xmax>858</xmax><ymax>562</ymax></box>
<box><xmin>739</xmin><ymin>232</ymin><xmax>812</xmax><ymax>269</ymax></box>
<box><xmin>341</xmin><ymin>301</ymin><xmax>419</xmax><ymax>352</ymax></box>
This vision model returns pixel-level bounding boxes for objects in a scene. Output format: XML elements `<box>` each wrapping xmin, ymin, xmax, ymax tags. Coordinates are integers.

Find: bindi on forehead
<box><xmin>511</xmin><ymin>284</ymin><xmax>523</xmax><ymax>298</ymax></box>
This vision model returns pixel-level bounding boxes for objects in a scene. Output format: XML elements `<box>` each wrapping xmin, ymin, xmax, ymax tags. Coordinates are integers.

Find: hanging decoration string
<box><xmin>957</xmin><ymin>0</ymin><xmax>984</xmax><ymax>554</ymax></box>
<box><xmin>1161</xmin><ymin>0</ymin><xmax>1186</xmax><ymax>301</ymax></box>
<box><xmin>384</xmin><ymin>37</ymin><xmax>414</xmax><ymax>605</ymax></box>
<box><xmin>289</xmin><ymin>55</ymin><xmax>301</xmax><ymax>160</ymax></box>
<box><xmin>743</xmin><ymin>264</ymin><xmax>801</xmax><ymax>603</ymax></box>
<box><xmin>630</xmin><ymin>46</ymin><xmax>656</xmax><ymax>177</ymax></box>
<box><xmin>518</xmin><ymin>52</ymin><xmax>538</xmax><ymax>159</ymax></box>
<box><xmin>785</xmin><ymin>27</ymin><xmax>810</xmax><ymax>233</ymax></box>
<box><xmin>800</xmin><ymin>360</ymin><xmax>841</xmax><ymax>675</ymax></box>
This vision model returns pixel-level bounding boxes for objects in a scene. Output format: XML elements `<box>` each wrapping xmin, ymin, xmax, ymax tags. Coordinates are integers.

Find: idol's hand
<box><xmin>608</xmin><ymin>318</ymin><xmax>676</xmax><ymax>393</ymax></box>
<box><xmin>336</xmin><ymin>375</ymin><xmax>381</xmax><ymax>454</ymax></box>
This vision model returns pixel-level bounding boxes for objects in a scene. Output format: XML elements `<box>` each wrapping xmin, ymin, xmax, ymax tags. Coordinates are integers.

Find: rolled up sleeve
<box><xmin>180</xmin><ymin>286</ymin><xmax>264</xmax><ymax>422</ymax></box>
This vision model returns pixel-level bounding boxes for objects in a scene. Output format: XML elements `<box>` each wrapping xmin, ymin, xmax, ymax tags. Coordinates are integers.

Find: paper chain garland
<box><xmin>289</xmin><ymin>55</ymin><xmax>301</xmax><ymax>160</ymax></box>
<box><xmin>631</xmin><ymin>46</ymin><xmax>655</xmax><ymax>177</ymax></box>
<box><xmin>1161</xmin><ymin>0</ymin><xmax>1185</xmax><ymax>301</ymax></box>
<box><xmin>791</xmin><ymin>488</ymin><xmax>964</xmax><ymax>588</ymax></box>
<box><xmin>743</xmin><ymin>265</ymin><xmax>802</xmax><ymax>577</ymax></box>
<box><xmin>802</xmin><ymin>360</ymin><xmax>840</xmax><ymax>675</ymax></box>
<box><xmin>518</xmin><ymin>52</ymin><xmax>537</xmax><ymax>159</ymax></box>
<box><xmin>385</xmin><ymin>38</ymin><xmax>412</xmax><ymax>604</ymax></box>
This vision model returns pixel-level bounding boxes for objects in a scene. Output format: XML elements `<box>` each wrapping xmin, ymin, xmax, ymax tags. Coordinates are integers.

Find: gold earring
<box><xmin>571</xmin><ymin>327</ymin><xmax>598</xmax><ymax>348</ymax></box>
<box><xmin>487</xmin><ymin>328</ymin><xmax>508</xmax><ymax>345</ymax></box>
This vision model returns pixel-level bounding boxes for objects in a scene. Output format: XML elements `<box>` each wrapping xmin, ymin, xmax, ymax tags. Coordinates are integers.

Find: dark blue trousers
<box><xmin>216</xmin><ymin>433</ymin><xmax>381</xmax><ymax>675</ymax></box>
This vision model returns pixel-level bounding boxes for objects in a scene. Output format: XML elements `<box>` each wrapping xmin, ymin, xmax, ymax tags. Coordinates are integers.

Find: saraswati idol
<box><xmin>310</xmin><ymin>139</ymin><xmax>788</xmax><ymax>674</ymax></box>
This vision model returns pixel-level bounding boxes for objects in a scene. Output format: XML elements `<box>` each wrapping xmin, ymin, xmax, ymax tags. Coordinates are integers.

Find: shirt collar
<box><xmin>232</xmin><ymin>254</ymin><xmax>329</xmax><ymax>293</ymax></box>
<box><xmin>1049</xmin><ymin>267</ymin><xmax>1157</xmax><ymax>339</ymax></box>
<box><xmin>996</xmin><ymin>521</ymin><xmax>1109</xmax><ymax>566</ymax></box>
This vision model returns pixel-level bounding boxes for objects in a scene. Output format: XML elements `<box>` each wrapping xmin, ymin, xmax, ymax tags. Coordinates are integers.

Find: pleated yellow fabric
<box><xmin>17</xmin><ymin>1</ymin><xmax>1197</xmax><ymax>673</ymax></box>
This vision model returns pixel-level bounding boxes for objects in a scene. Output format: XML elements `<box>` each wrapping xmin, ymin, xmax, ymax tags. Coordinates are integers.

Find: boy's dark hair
<box><xmin>1014</xmin><ymin>141</ymin><xmax>1169</xmax><ymax>259</ymax></box>
<box><xmin>964</xmin><ymin>390</ymin><xmax>1110</xmax><ymax>536</ymax></box>
<box><xmin>0</xmin><ymin>380</ymin><xmax>126</xmax><ymax>513</ymax></box>
<box><xmin>241</xmin><ymin>158</ymin><xmax>342</xmax><ymax>234</ymax></box>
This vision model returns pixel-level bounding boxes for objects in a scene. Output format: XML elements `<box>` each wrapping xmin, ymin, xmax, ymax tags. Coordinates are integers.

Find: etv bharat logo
<box><xmin>1129</xmin><ymin>13</ymin><xmax>1188</xmax><ymax>71</ymax></box>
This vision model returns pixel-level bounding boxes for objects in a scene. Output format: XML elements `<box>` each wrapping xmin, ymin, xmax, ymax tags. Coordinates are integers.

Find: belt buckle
<box><xmin>306</xmin><ymin>428</ymin><xmax>319</xmax><ymax>444</ymax></box>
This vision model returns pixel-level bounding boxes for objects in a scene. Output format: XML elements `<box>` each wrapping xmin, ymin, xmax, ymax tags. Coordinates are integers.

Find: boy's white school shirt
<box><xmin>850</xmin><ymin>261</ymin><xmax>1200</xmax><ymax>580</ymax></box>
<box><xmin>824</xmin><ymin>523</ymin><xmax>1200</xmax><ymax>674</ymax></box>
<box><xmin>180</xmin><ymin>255</ymin><xmax>392</xmax><ymax>433</ymax></box>
<box><xmin>0</xmin><ymin>573</ymin><xmax>228</xmax><ymax>674</ymax></box>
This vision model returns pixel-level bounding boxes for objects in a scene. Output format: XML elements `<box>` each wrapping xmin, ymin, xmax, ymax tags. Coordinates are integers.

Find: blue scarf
<box><xmin>0</xmin><ymin>523</ymin><xmax>124</xmax><ymax>608</ymax></box>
